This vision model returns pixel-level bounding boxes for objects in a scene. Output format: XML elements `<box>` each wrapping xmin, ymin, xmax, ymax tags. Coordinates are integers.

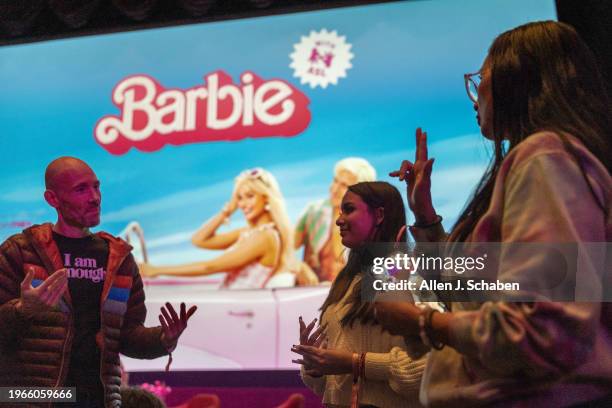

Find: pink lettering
<box><xmin>94</xmin><ymin>71</ymin><xmax>311</xmax><ymax>155</ymax></box>
<box><xmin>309</xmin><ymin>48</ymin><xmax>334</xmax><ymax>67</ymax></box>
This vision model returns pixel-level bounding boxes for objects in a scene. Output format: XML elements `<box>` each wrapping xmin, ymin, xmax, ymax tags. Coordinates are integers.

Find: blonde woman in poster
<box><xmin>140</xmin><ymin>168</ymin><xmax>295</xmax><ymax>289</ymax></box>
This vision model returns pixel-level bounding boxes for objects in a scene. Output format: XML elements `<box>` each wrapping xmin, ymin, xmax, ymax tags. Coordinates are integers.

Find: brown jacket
<box><xmin>0</xmin><ymin>223</ymin><xmax>168</xmax><ymax>408</ymax></box>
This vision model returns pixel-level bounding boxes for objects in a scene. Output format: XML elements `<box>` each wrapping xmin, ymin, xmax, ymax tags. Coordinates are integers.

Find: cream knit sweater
<box><xmin>301</xmin><ymin>276</ymin><xmax>426</xmax><ymax>408</ymax></box>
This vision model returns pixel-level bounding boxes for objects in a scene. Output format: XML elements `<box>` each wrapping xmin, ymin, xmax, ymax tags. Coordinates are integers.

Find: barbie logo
<box><xmin>94</xmin><ymin>71</ymin><xmax>311</xmax><ymax>155</ymax></box>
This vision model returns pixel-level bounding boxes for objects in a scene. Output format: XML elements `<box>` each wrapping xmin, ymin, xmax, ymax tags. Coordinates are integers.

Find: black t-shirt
<box><xmin>53</xmin><ymin>232</ymin><xmax>109</xmax><ymax>403</ymax></box>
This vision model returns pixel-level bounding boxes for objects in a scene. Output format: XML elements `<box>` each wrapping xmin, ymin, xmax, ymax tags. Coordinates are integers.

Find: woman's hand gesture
<box><xmin>221</xmin><ymin>195</ymin><xmax>238</xmax><ymax>218</ymax></box>
<box><xmin>389</xmin><ymin>128</ymin><xmax>437</xmax><ymax>224</ymax></box>
<box><xmin>298</xmin><ymin>316</ymin><xmax>327</xmax><ymax>347</ymax></box>
<box><xmin>291</xmin><ymin>343</ymin><xmax>353</xmax><ymax>377</ymax></box>
<box><xmin>292</xmin><ymin>316</ymin><xmax>331</xmax><ymax>376</ymax></box>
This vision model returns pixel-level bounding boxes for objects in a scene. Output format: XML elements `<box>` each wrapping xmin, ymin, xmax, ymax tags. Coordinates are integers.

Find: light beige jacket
<box><xmin>411</xmin><ymin>132</ymin><xmax>612</xmax><ymax>407</ymax></box>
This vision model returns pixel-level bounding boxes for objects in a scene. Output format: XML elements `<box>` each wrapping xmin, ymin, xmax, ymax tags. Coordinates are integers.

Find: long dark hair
<box><xmin>320</xmin><ymin>182</ymin><xmax>406</xmax><ymax>327</ymax></box>
<box><xmin>452</xmin><ymin>21</ymin><xmax>611</xmax><ymax>242</ymax></box>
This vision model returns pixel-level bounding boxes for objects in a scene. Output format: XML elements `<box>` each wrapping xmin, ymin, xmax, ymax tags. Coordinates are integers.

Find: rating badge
<box><xmin>290</xmin><ymin>29</ymin><xmax>354</xmax><ymax>89</ymax></box>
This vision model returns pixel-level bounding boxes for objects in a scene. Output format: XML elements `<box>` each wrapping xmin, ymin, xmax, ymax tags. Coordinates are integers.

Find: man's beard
<box><xmin>64</xmin><ymin>211</ymin><xmax>100</xmax><ymax>229</ymax></box>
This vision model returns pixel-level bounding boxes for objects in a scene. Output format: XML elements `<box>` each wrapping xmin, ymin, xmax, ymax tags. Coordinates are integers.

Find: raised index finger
<box><xmin>299</xmin><ymin>316</ymin><xmax>306</xmax><ymax>332</ymax></box>
<box><xmin>416</xmin><ymin>128</ymin><xmax>429</xmax><ymax>162</ymax></box>
<box><xmin>299</xmin><ymin>316</ymin><xmax>307</xmax><ymax>342</ymax></box>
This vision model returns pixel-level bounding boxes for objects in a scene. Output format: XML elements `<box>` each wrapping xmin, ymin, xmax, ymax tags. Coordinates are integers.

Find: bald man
<box><xmin>0</xmin><ymin>157</ymin><xmax>196</xmax><ymax>408</ymax></box>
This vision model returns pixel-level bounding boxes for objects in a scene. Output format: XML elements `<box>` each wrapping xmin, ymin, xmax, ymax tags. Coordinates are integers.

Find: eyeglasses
<box><xmin>464</xmin><ymin>71</ymin><xmax>481</xmax><ymax>104</ymax></box>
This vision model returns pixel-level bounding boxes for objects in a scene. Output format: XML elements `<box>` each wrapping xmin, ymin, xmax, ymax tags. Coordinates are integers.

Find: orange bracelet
<box><xmin>351</xmin><ymin>352</ymin><xmax>366</xmax><ymax>408</ymax></box>
<box><xmin>351</xmin><ymin>352</ymin><xmax>360</xmax><ymax>383</ymax></box>
<box><xmin>360</xmin><ymin>352</ymin><xmax>366</xmax><ymax>379</ymax></box>
<box><xmin>351</xmin><ymin>352</ymin><xmax>360</xmax><ymax>408</ymax></box>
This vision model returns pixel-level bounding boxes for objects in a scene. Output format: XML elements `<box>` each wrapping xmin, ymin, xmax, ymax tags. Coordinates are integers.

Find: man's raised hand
<box><xmin>159</xmin><ymin>302</ymin><xmax>197</xmax><ymax>352</ymax></box>
<box><xmin>17</xmin><ymin>268</ymin><xmax>68</xmax><ymax>318</ymax></box>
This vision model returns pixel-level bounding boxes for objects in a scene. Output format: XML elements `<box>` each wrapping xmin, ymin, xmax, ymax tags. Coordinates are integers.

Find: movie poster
<box><xmin>0</xmin><ymin>0</ymin><xmax>556</xmax><ymax>370</ymax></box>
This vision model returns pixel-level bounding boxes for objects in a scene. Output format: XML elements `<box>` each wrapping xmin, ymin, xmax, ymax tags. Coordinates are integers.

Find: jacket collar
<box><xmin>23</xmin><ymin>223</ymin><xmax>133</xmax><ymax>306</ymax></box>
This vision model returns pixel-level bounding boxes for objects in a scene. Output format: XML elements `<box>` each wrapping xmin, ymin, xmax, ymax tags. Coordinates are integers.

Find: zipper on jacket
<box><xmin>51</xmin><ymin>315</ymin><xmax>73</xmax><ymax>408</ymax></box>
<box><xmin>54</xmin><ymin>320</ymin><xmax>72</xmax><ymax>387</ymax></box>
<box><xmin>99</xmin><ymin>333</ymin><xmax>107</xmax><ymax>408</ymax></box>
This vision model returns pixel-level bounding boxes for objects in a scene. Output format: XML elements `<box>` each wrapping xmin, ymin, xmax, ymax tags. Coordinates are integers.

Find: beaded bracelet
<box><xmin>411</xmin><ymin>214</ymin><xmax>443</xmax><ymax>229</ymax></box>
<box><xmin>418</xmin><ymin>306</ymin><xmax>444</xmax><ymax>350</ymax></box>
<box><xmin>418</xmin><ymin>309</ymin><xmax>432</xmax><ymax>348</ymax></box>
<box><xmin>351</xmin><ymin>352</ymin><xmax>360</xmax><ymax>384</ymax></box>
<box><xmin>426</xmin><ymin>309</ymin><xmax>445</xmax><ymax>350</ymax></box>
<box><xmin>359</xmin><ymin>352</ymin><xmax>366</xmax><ymax>379</ymax></box>
<box><xmin>351</xmin><ymin>352</ymin><xmax>366</xmax><ymax>408</ymax></box>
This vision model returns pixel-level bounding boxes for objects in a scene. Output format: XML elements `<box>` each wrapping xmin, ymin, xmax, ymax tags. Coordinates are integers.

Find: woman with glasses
<box><xmin>140</xmin><ymin>168</ymin><xmax>295</xmax><ymax>289</ymax></box>
<box><xmin>375</xmin><ymin>21</ymin><xmax>611</xmax><ymax>407</ymax></box>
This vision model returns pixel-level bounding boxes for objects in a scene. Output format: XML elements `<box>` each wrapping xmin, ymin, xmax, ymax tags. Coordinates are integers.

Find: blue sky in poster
<box><xmin>0</xmin><ymin>0</ymin><xmax>556</xmax><ymax>263</ymax></box>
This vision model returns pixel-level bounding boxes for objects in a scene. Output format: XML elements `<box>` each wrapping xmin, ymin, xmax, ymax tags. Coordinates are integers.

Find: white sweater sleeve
<box><xmin>299</xmin><ymin>365</ymin><xmax>326</xmax><ymax>396</ymax></box>
<box><xmin>364</xmin><ymin>347</ymin><xmax>426</xmax><ymax>398</ymax></box>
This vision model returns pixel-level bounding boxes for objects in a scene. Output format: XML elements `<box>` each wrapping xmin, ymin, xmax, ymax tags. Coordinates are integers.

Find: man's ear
<box><xmin>44</xmin><ymin>189</ymin><xmax>59</xmax><ymax>209</ymax></box>
<box><xmin>374</xmin><ymin>207</ymin><xmax>385</xmax><ymax>226</ymax></box>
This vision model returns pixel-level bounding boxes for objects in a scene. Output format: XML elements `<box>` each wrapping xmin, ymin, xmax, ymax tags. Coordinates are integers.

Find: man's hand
<box><xmin>159</xmin><ymin>302</ymin><xmax>197</xmax><ymax>352</ymax></box>
<box><xmin>17</xmin><ymin>268</ymin><xmax>68</xmax><ymax>318</ymax></box>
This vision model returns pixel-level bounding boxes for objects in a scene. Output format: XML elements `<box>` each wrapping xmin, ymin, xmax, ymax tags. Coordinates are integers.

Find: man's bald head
<box><xmin>44</xmin><ymin>157</ymin><xmax>102</xmax><ymax>233</ymax></box>
<box><xmin>45</xmin><ymin>157</ymin><xmax>95</xmax><ymax>192</ymax></box>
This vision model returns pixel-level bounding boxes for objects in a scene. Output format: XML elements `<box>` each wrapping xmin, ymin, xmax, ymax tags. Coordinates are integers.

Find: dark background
<box><xmin>0</xmin><ymin>0</ymin><xmax>609</xmax><ymax>94</ymax></box>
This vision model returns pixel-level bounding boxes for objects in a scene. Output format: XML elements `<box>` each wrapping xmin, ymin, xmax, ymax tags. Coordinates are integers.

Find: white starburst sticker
<box><xmin>290</xmin><ymin>29</ymin><xmax>354</xmax><ymax>89</ymax></box>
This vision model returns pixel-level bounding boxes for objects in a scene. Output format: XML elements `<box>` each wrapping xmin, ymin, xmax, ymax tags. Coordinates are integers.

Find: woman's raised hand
<box><xmin>298</xmin><ymin>316</ymin><xmax>327</xmax><ymax>347</ymax></box>
<box><xmin>292</xmin><ymin>316</ymin><xmax>352</xmax><ymax>376</ymax></box>
<box><xmin>293</xmin><ymin>316</ymin><xmax>328</xmax><ymax>376</ymax></box>
<box><xmin>291</xmin><ymin>342</ymin><xmax>353</xmax><ymax>377</ymax></box>
<box><xmin>389</xmin><ymin>128</ymin><xmax>437</xmax><ymax>224</ymax></box>
<box><xmin>221</xmin><ymin>195</ymin><xmax>238</xmax><ymax>218</ymax></box>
